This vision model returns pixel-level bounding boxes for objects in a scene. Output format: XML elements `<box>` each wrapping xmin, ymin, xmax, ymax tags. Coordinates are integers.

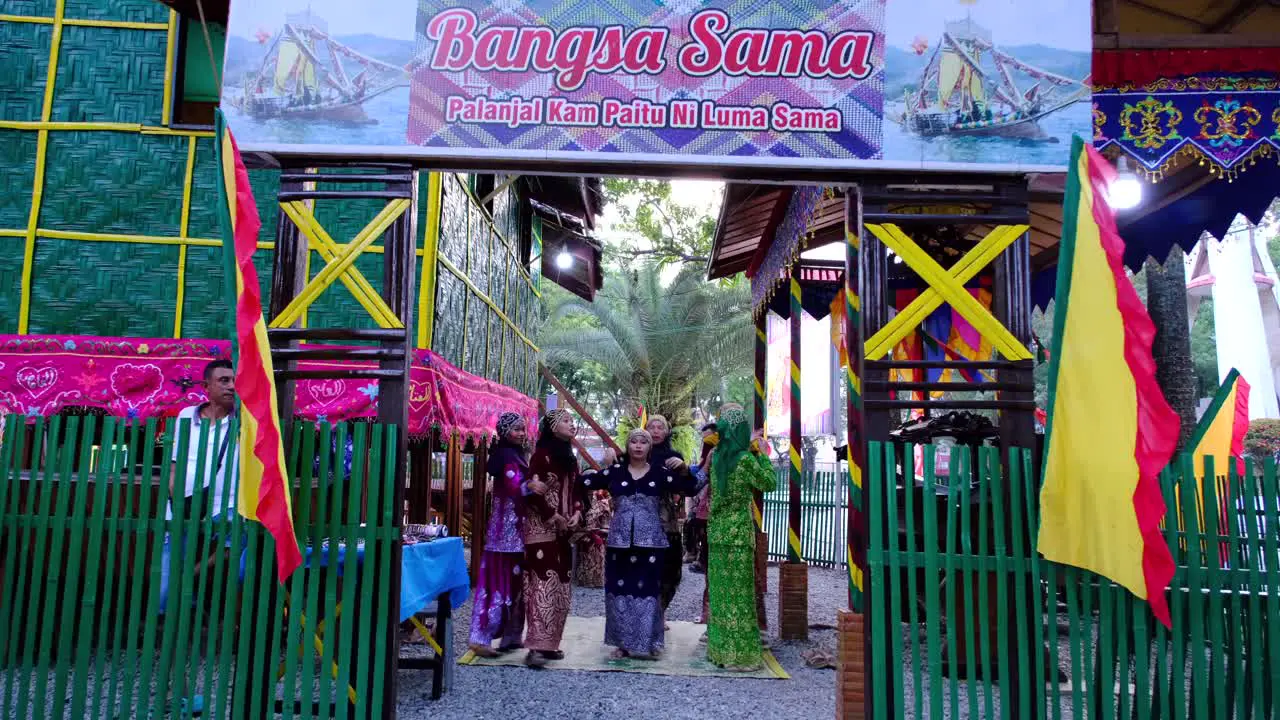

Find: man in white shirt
<box><xmin>160</xmin><ymin>358</ymin><xmax>239</xmax><ymax>616</ymax></box>
<box><xmin>167</xmin><ymin>358</ymin><xmax>239</xmax><ymax>520</ymax></box>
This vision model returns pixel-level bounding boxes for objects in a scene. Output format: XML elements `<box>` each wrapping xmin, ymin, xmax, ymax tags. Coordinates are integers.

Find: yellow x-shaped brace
<box><xmin>864</xmin><ymin>223</ymin><xmax>1033</xmax><ymax>361</ymax></box>
<box><xmin>269</xmin><ymin>198</ymin><xmax>411</xmax><ymax>330</ymax></box>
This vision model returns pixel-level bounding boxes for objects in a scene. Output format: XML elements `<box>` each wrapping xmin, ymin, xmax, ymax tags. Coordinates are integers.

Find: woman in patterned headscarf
<box><xmin>468</xmin><ymin>412</ymin><xmax>530</xmax><ymax>658</ymax></box>
<box><xmin>582</xmin><ymin>428</ymin><xmax>698</xmax><ymax>660</ymax></box>
<box><xmin>520</xmin><ymin>408</ymin><xmax>583</xmax><ymax>667</ymax></box>
<box><xmin>705</xmin><ymin>404</ymin><xmax>775</xmax><ymax>671</ymax></box>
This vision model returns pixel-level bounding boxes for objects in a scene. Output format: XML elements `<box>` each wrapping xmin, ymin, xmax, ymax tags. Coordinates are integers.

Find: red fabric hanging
<box><xmin>1093</xmin><ymin>48</ymin><xmax>1280</xmax><ymax>89</ymax></box>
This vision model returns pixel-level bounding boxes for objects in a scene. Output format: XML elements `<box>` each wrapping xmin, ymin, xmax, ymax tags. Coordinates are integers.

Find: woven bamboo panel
<box><xmin>41</xmin><ymin>131</ymin><xmax>185</xmax><ymax>236</ymax></box>
<box><xmin>464</xmin><ymin>289</ymin><xmax>486</xmax><ymax>376</ymax></box>
<box><xmin>28</xmin><ymin>238</ymin><xmax>178</xmax><ymax>337</ymax></box>
<box><xmin>504</xmin><ymin>336</ymin><xmax>517</xmax><ymax>393</ymax></box>
<box><xmin>313</xmin><ymin>177</ymin><xmax>391</xmax><ymax>247</ymax></box>
<box><xmin>482</xmin><ymin>311</ymin><xmax>497</xmax><ymax>381</ymax></box>
<box><xmin>0</xmin><ymin>21</ymin><xmax>51</xmax><ymax>122</ymax></box>
<box><xmin>0</xmin><ymin>244</ymin><xmax>25</xmax><ymax>335</ymax></box>
<box><xmin>439</xmin><ymin>175</ymin><xmax>466</xmax><ymax>269</ymax></box>
<box><xmin>469</xmin><ymin>215</ymin><xmax>491</xmax><ymax>299</ymax></box>
<box><xmin>492</xmin><ymin>181</ymin><xmax>513</xmax><ymax>241</ymax></box>
<box><xmin>304</xmin><ymin>248</ymin><xmax>385</xmax><ymax>331</ymax></box>
<box><xmin>63</xmin><ymin>0</ymin><xmax>169</xmax><ymax>23</ymax></box>
<box><xmin>246</xmin><ymin>168</ymin><xmax>281</xmax><ymax>244</ymax></box>
<box><xmin>3</xmin><ymin>1</ymin><xmax>56</xmax><ymax>18</ymax></box>
<box><xmin>180</xmin><ymin>245</ymin><xmax>232</xmax><ymax>339</ymax></box>
<box><xmin>503</xmin><ymin>255</ymin><xmax>520</xmax><ymax>324</ymax></box>
<box><xmin>433</xmin><ymin>268</ymin><xmax>465</xmax><ymax>367</ymax></box>
<box><xmin>185</xmin><ymin>136</ymin><xmax>220</xmax><ymax>240</ymax></box>
<box><xmin>0</xmin><ymin>130</ymin><xmax>37</xmax><ymax>230</ymax></box>
<box><xmin>463</xmin><ymin>205</ymin><xmax>480</xmax><ymax>285</ymax></box>
<box><xmin>51</xmin><ymin>25</ymin><xmax>166</xmax><ymax>125</ymax></box>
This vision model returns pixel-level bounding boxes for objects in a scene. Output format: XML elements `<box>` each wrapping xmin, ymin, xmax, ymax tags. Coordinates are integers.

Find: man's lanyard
<box><xmin>197</xmin><ymin>403</ymin><xmax>235</xmax><ymax>478</ymax></box>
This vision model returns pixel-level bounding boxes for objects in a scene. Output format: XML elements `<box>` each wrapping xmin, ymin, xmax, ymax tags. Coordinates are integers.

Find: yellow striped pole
<box><xmin>752</xmin><ymin>309</ymin><xmax>769</xmax><ymax>629</ymax></box>
<box><xmin>843</xmin><ymin>191</ymin><xmax>867</xmax><ymax>613</ymax></box>
<box><xmin>788</xmin><ymin>275</ymin><xmax>804</xmax><ymax>563</ymax></box>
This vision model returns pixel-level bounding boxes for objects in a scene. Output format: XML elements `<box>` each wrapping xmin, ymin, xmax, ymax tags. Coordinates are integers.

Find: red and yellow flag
<box><xmin>1038</xmin><ymin>137</ymin><xmax>1179</xmax><ymax>628</ymax></box>
<box><xmin>216</xmin><ymin>116</ymin><xmax>302</xmax><ymax>582</ymax></box>
<box><xmin>1184</xmin><ymin>369</ymin><xmax>1250</xmax><ymax>567</ymax></box>
<box><xmin>1190</xmin><ymin>368</ymin><xmax>1250</xmax><ymax>480</ymax></box>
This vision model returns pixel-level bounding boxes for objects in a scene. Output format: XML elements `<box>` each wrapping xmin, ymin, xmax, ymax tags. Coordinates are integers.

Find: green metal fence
<box><xmin>0</xmin><ymin>415</ymin><xmax>400</xmax><ymax>719</ymax></box>
<box><xmin>762</xmin><ymin>463</ymin><xmax>848</xmax><ymax>567</ymax></box>
<box><xmin>866</xmin><ymin>441</ymin><xmax>1280</xmax><ymax>720</ymax></box>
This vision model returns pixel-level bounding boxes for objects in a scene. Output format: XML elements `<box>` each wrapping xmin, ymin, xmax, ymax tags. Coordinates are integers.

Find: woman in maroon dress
<box><xmin>521</xmin><ymin>409</ymin><xmax>582</xmax><ymax>667</ymax></box>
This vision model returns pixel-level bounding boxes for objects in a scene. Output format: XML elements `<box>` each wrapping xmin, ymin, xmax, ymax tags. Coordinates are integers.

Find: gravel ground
<box><xmin>397</xmin><ymin>561</ymin><xmax>844</xmax><ymax>719</ymax></box>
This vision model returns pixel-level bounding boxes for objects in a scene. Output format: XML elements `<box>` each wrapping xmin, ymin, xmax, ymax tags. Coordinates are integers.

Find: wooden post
<box><xmin>753</xmin><ymin>310</ymin><xmax>769</xmax><ymax>627</ymax></box>
<box><xmin>267</xmin><ymin>169</ymin><xmax>308</xmax><ymax>426</ymax></box>
<box><xmin>538</xmin><ymin>364</ymin><xmax>623</xmax><ymax>455</ymax></box>
<box><xmin>249</xmin><ymin>162</ymin><xmax>417</xmax><ymax>718</ymax></box>
<box><xmin>445</xmin><ymin>432</ymin><xmax>464</xmax><ymax>539</ymax></box>
<box><xmin>788</xmin><ymin>273</ymin><xmax>804</xmax><ymax>563</ymax></box>
<box><xmin>780</xmin><ymin>272</ymin><xmax>809</xmax><ymax>640</ymax></box>
<box><xmin>993</xmin><ymin>228</ymin><xmax>1034</xmax><ymax>720</ymax></box>
<box><xmin>837</xmin><ymin>187</ymin><xmax>870</xmax><ymax>720</ymax></box>
<box><xmin>377</xmin><ymin>169</ymin><xmax>416</xmax><ymax>718</ymax></box>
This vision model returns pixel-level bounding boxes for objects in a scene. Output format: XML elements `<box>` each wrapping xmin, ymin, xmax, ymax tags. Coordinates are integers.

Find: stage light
<box><xmin>1109</xmin><ymin>155</ymin><xmax>1142</xmax><ymax>210</ymax></box>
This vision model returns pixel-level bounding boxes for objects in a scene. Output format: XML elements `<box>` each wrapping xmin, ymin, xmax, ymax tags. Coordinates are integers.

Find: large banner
<box><xmin>222</xmin><ymin>0</ymin><xmax>1090</xmax><ymax>172</ymax></box>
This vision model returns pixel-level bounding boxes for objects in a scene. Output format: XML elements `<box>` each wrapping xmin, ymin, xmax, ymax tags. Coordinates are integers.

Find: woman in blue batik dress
<box><xmin>582</xmin><ymin>428</ymin><xmax>699</xmax><ymax>660</ymax></box>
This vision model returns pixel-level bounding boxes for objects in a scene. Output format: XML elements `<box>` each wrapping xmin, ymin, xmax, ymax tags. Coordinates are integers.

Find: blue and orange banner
<box><xmin>215</xmin><ymin>111</ymin><xmax>302</xmax><ymax>582</ymax></box>
<box><xmin>1038</xmin><ymin>135</ymin><xmax>1179</xmax><ymax>628</ymax></box>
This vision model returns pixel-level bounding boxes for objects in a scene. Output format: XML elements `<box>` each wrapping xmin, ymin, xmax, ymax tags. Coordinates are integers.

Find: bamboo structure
<box><xmin>0</xmin><ymin>5</ymin><xmax>540</xmax><ymax>399</ymax></box>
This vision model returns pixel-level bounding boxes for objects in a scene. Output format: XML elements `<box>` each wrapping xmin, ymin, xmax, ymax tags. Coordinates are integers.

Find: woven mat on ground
<box><xmin>458</xmin><ymin>617</ymin><xmax>789</xmax><ymax>679</ymax></box>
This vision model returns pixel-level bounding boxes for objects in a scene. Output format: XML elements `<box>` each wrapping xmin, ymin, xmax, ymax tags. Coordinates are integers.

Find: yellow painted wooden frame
<box><xmin>269</xmin><ymin>198</ymin><xmax>410</xmax><ymax>330</ymax></box>
<box><xmin>864</xmin><ymin>223</ymin><xmax>1032</xmax><ymax>361</ymax></box>
<box><xmin>279</xmin><ymin>200</ymin><xmax>403</xmax><ymax>329</ymax></box>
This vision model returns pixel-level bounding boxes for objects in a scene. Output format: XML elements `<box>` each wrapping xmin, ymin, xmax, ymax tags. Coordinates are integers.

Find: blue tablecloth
<box><xmin>303</xmin><ymin>536</ymin><xmax>470</xmax><ymax>622</ymax></box>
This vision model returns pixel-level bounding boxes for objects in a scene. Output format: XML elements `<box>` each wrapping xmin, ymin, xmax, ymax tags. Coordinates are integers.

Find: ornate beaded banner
<box><xmin>1093</xmin><ymin>75</ymin><xmax>1280</xmax><ymax>180</ymax></box>
<box><xmin>751</xmin><ymin>186</ymin><xmax>828</xmax><ymax>313</ymax></box>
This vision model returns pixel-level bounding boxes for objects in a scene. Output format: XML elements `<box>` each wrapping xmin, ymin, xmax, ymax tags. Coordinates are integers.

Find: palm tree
<box><xmin>1144</xmin><ymin>247</ymin><xmax>1197</xmax><ymax>451</ymax></box>
<box><xmin>539</xmin><ymin>263</ymin><xmax>753</xmax><ymax>426</ymax></box>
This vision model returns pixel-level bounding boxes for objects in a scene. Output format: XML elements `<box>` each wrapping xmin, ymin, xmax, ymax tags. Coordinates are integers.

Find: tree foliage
<box><xmin>538</xmin><ymin>262</ymin><xmax>752</xmax><ymax>430</ymax></box>
<box><xmin>601</xmin><ymin>178</ymin><xmax>719</xmax><ymax>267</ymax></box>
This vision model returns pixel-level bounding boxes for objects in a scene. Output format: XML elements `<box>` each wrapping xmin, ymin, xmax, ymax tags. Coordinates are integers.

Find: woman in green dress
<box><xmin>705</xmin><ymin>404</ymin><xmax>775</xmax><ymax>671</ymax></box>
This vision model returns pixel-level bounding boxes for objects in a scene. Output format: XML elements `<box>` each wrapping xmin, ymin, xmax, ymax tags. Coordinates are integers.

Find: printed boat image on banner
<box><xmin>220</xmin><ymin>0</ymin><xmax>1090</xmax><ymax>172</ymax></box>
<box><xmin>221</xmin><ymin>0</ymin><xmax>416</xmax><ymax>145</ymax></box>
<box><xmin>883</xmin><ymin>0</ymin><xmax>1091</xmax><ymax>166</ymax></box>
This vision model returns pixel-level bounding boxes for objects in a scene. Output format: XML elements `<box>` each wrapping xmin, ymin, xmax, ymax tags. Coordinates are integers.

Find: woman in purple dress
<box><xmin>468</xmin><ymin>412</ymin><xmax>529</xmax><ymax>658</ymax></box>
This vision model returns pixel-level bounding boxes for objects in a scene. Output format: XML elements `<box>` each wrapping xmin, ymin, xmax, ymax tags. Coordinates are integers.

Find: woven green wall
<box><xmin>431</xmin><ymin>173</ymin><xmax>540</xmax><ymax>396</ymax></box>
<box><xmin>0</xmin><ymin>3</ymin><xmax>541</xmax><ymax>400</ymax></box>
<box><xmin>52</xmin><ymin>25</ymin><xmax>167</xmax><ymax>124</ymax></box>
<box><xmin>62</xmin><ymin>0</ymin><xmax>168</xmax><ymax>23</ymax></box>
<box><xmin>0</xmin><ymin>22</ymin><xmax>51</xmax><ymax>122</ymax></box>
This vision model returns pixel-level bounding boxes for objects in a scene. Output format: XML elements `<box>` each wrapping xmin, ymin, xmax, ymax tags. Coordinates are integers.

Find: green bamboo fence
<box><xmin>0</xmin><ymin>414</ymin><xmax>400</xmax><ymax>719</ymax></box>
<box><xmin>866</xmin><ymin>441</ymin><xmax>1280</xmax><ymax>720</ymax></box>
<box><xmin>763</xmin><ymin>462</ymin><xmax>848</xmax><ymax>567</ymax></box>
